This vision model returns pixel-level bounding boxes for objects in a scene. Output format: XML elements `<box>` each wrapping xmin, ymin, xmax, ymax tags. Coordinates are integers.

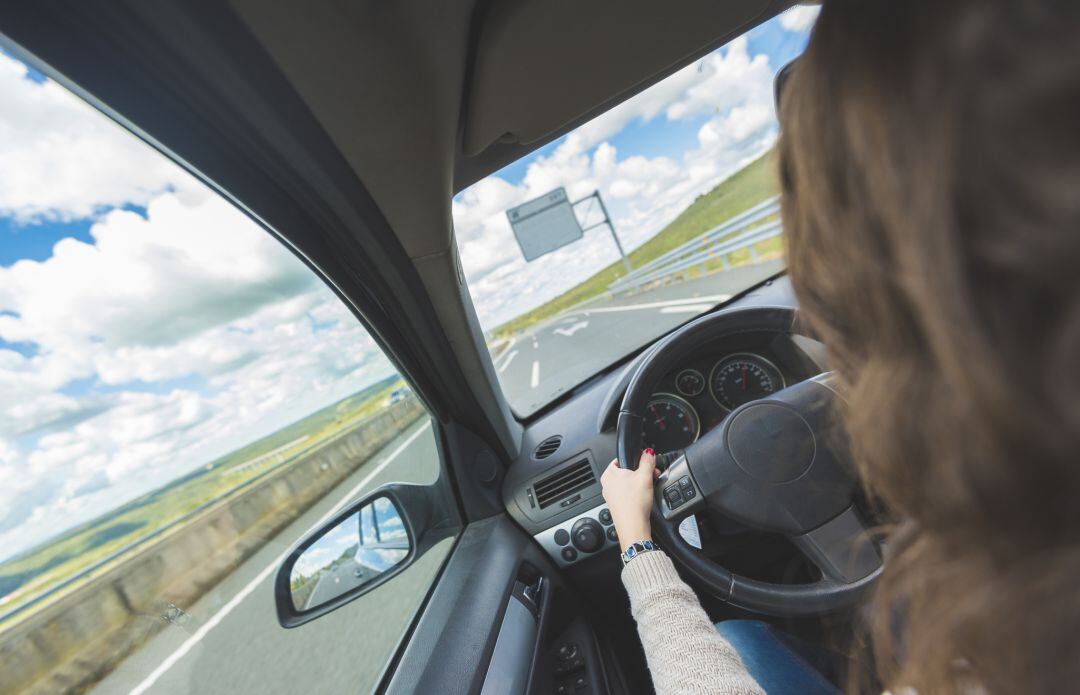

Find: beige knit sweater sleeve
<box><xmin>621</xmin><ymin>549</ymin><xmax>765</xmax><ymax>695</ymax></box>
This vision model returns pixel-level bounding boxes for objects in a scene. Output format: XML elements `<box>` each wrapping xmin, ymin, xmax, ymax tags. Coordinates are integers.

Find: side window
<box><xmin>0</xmin><ymin>50</ymin><xmax>453</xmax><ymax>694</ymax></box>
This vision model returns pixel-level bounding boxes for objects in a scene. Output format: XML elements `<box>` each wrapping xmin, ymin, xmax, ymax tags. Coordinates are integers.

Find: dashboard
<box><xmin>501</xmin><ymin>278</ymin><xmax>828</xmax><ymax>568</ymax></box>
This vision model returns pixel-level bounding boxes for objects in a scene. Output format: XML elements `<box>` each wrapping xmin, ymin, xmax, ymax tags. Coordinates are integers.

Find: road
<box><xmin>494</xmin><ymin>262</ymin><xmax>784</xmax><ymax>414</ymax></box>
<box><xmin>92</xmin><ymin>418</ymin><xmax>449</xmax><ymax>695</ymax></box>
<box><xmin>304</xmin><ymin>545</ymin><xmax>409</xmax><ymax>611</ymax></box>
<box><xmin>305</xmin><ymin>562</ymin><xmax>365</xmax><ymax>611</ymax></box>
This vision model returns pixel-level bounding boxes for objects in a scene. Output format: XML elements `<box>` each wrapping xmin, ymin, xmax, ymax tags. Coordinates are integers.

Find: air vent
<box><xmin>533</xmin><ymin>459</ymin><xmax>595</xmax><ymax>509</ymax></box>
<box><xmin>533</xmin><ymin>435</ymin><xmax>562</xmax><ymax>460</ymax></box>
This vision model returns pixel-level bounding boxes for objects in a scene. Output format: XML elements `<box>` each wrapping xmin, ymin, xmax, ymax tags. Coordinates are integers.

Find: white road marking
<box><xmin>659</xmin><ymin>304</ymin><xmax>713</xmax><ymax>314</ymax></box>
<box><xmin>493</xmin><ymin>338</ymin><xmax>517</xmax><ymax>366</ymax></box>
<box><xmin>530</xmin><ymin>361</ymin><xmax>540</xmax><ymax>388</ymax></box>
<box><xmin>532</xmin><ymin>337</ymin><xmax>538</xmax><ymax>349</ymax></box>
<box><xmin>565</xmin><ymin>294</ymin><xmax>731</xmax><ymax>315</ymax></box>
<box><xmin>553</xmin><ymin>320</ymin><xmax>589</xmax><ymax>337</ymax></box>
<box><xmin>129</xmin><ymin>424</ymin><xmax>430</xmax><ymax>695</ymax></box>
<box><xmin>498</xmin><ymin>350</ymin><xmax>519</xmax><ymax>373</ymax></box>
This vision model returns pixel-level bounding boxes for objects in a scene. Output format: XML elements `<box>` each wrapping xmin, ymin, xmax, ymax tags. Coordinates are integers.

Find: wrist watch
<box><xmin>620</xmin><ymin>539</ymin><xmax>659</xmax><ymax>565</ymax></box>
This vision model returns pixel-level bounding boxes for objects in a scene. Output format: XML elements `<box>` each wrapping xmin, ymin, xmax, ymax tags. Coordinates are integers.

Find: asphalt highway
<box><xmin>495</xmin><ymin>262</ymin><xmax>784</xmax><ymax>414</ymax></box>
<box><xmin>92</xmin><ymin>418</ymin><xmax>448</xmax><ymax>695</ymax></box>
<box><xmin>304</xmin><ymin>544</ymin><xmax>410</xmax><ymax>611</ymax></box>
<box><xmin>304</xmin><ymin>561</ymin><xmax>366</xmax><ymax>611</ymax></box>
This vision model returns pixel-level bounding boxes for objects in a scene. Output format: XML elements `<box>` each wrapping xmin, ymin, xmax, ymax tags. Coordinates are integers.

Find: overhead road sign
<box><xmin>506</xmin><ymin>188</ymin><xmax>632</xmax><ymax>272</ymax></box>
<box><xmin>506</xmin><ymin>187</ymin><xmax>583</xmax><ymax>261</ymax></box>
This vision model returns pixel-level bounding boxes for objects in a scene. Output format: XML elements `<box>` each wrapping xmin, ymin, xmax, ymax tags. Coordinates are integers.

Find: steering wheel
<box><xmin>617</xmin><ymin>306</ymin><xmax>882</xmax><ymax>617</ymax></box>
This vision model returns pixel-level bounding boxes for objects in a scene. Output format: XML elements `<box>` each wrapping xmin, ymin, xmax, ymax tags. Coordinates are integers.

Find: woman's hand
<box><xmin>601</xmin><ymin>449</ymin><xmax>660</xmax><ymax>550</ymax></box>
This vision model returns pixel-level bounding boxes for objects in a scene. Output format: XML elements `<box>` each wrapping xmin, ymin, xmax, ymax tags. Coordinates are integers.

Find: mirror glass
<box><xmin>288</xmin><ymin>496</ymin><xmax>410</xmax><ymax>612</ymax></box>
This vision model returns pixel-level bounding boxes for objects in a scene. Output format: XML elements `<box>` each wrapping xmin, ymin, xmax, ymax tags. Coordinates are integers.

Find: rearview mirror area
<box><xmin>288</xmin><ymin>496</ymin><xmax>410</xmax><ymax>613</ymax></box>
<box><xmin>274</xmin><ymin>482</ymin><xmax>457</xmax><ymax>628</ymax></box>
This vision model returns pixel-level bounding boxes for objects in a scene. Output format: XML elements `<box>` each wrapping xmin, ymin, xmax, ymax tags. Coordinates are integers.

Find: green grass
<box><xmin>491</xmin><ymin>148</ymin><xmax>780</xmax><ymax>340</ymax></box>
<box><xmin>0</xmin><ymin>375</ymin><xmax>405</xmax><ymax>609</ymax></box>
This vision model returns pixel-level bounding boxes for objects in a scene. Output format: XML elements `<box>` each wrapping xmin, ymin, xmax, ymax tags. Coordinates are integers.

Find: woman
<box><xmin>602</xmin><ymin>0</ymin><xmax>1080</xmax><ymax>693</ymax></box>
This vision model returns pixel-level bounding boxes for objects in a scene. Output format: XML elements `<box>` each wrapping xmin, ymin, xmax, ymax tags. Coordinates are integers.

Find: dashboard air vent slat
<box><xmin>533</xmin><ymin>435</ymin><xmax>562</xmax><ymax>460</ymax></box>
<box><xmin>533</xmin><ymin>459</ymin><xmax>595</xmax><ymax>509</ymax></box>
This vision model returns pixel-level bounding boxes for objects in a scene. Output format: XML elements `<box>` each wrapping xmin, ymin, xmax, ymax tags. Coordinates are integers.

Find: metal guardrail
<box><xmin>0</xmin><ymin>398</ymin><xmax>418</xmax><ymax>626</ymax></box>
<box><xmin>608</xmin><ymin>196</ymin><xmax>782</xmax><ymax>294</ymax></box>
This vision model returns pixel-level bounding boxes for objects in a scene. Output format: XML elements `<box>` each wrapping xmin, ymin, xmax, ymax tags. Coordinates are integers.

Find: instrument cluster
<box><xmin>641</xmin><ymin>351</ymin><xmax>787</xmax><ymax>454</ymax></box>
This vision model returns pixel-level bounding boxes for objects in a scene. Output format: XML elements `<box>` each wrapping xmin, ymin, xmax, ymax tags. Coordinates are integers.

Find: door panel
<box><xmin>384</xmin><ymin>515</ymin><xmax>608</xmax><ymax>695</ymax></box>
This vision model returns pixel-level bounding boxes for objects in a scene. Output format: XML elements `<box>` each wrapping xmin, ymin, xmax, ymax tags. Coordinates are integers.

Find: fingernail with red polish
<box><xmin>644</xmin><ymin>448</ymin><xmax>655</xmax><ymax>456</ymax></box>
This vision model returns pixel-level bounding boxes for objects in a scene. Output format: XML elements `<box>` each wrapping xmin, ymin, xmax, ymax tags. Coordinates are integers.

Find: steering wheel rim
<box><xmin>617</xmin><ymin>306</ymin><xmax>882</xmax><ymax>617</ymax></box>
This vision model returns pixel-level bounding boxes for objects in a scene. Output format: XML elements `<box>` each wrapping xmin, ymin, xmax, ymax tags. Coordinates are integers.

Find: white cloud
<box><xmin>0</xmin><ymin>56</ymin><xmax>396</xmax><ymax>560</ymax></box>
<box><xmin>779</xmin><ymin>5</ymin><xmax>820</xmax><ymax>33</ymax></box>
<box><xmin>454</xmin><ymin>35</ymin><xmax>779</xmax><ymax>329</ymax></box>
<box><xmin>0</xmin><ymin>51</ymin><xmax>200</xmax><ymax>223</ymax></box>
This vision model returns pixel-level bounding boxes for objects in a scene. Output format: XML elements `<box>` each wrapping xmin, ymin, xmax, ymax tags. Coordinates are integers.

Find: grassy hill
<box><xmin>491</xmin><ymin>148</ymin><xmax>780</xmax><ymax>340</ymax></box>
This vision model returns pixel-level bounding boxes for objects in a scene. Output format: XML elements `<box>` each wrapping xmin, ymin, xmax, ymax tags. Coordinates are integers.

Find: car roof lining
<box><xmin>228</xmin><ymin>0</ymin><xmax>791</xmax><ymax>261</ymax></box>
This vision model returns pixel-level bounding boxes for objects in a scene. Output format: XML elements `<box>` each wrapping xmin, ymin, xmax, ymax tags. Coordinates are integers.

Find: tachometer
<box><xmin>709</xmin><ymin>354</ymin><xmax>785</xmax><ymax>410</ymax></box>
<box><xmin>641</xmin><ymin>394</ymin><xmax>700</xmax><ymax>454</ymax></box>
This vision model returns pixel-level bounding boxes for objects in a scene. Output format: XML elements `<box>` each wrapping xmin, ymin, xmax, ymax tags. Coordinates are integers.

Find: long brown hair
<box><xmin>779</xmin><ymin>1</ymin><xmax>1080</xmax><ymax>692</ymax></box>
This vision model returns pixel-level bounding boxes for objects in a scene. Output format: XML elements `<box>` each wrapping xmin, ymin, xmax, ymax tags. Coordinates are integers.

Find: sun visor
<box><xmin>460</xmin><ymin>0</ymin><xmax>777</xmax><ymax>158</ymax></box>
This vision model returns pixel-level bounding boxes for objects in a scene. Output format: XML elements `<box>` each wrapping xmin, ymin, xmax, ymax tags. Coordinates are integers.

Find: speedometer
<box><xmin>709</xmin><ymin>353</ymin><xmax>785</xmax><ymax>410</ymax></box>
<box><xmin>641</xmin><ymin>394</ymin><xmax>700</xmax><ymax>454</ymax></box>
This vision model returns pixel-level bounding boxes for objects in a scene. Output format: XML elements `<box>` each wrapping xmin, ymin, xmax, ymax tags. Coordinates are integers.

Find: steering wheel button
<box><xmin>664</xmin><ymin>486</ymin><xmax>684</xmax><ymax>507</ymax></box>
<box><xmin>678</xmin><ymin>476</ymin><xmax>694</xmax><ymax>492</ymax></box>
<box><xmin>561</xmin><ymin>547</ymin><xmax>578</xmax><ymax>562</ymax></box>
<box><xmin>683</xmin><ymin>486</ymin><xmax>696</xmax><ymax>500</ymax></box>
<box><xmin>554</xmin><ymin>529</ymin><xmax>570</xmax><ymax>546</ymax></box>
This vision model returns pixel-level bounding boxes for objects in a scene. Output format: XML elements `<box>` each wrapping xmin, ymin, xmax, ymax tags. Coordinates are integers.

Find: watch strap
<box><xmin>620</xmin><ymin>539</ymin><xmax>659</xmax><ymax>565</ymax></box>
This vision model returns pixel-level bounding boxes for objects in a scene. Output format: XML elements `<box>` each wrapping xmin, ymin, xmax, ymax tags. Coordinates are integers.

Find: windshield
<box><xmin>453</xmin><ymin>7</ymin><xmax>818</xmax><ymax>416</ymax></box>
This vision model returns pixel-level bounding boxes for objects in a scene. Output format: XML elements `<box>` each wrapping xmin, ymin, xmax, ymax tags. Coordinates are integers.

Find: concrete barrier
<box><xmin>0</xmin><ymin>398</ymin><xmax>424</xmax><ymax>694</ymax></box>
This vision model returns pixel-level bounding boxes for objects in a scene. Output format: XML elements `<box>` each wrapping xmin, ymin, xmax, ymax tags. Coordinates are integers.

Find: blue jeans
<box><xmin>715</xmin><ymin>620</ymin><xmax>840</xmax><ymax>695</ymax></box>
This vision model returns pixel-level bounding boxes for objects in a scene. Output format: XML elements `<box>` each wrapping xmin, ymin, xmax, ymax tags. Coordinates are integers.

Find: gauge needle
<box><xmin>650</xmin><ymin>405</ymin><xmax>667</xmax><ymax>431</ymax></box>
<box><xmin>742</xmin><ymin>365</ymin><xmax>747</xmax><ymax>391</ymax></box>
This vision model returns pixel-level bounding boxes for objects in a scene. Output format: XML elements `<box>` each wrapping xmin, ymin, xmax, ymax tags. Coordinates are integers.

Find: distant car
<box><xmin>388</xmin><ymin>387</ymin><xmax>410</xmax><ymax>404</ymax></box>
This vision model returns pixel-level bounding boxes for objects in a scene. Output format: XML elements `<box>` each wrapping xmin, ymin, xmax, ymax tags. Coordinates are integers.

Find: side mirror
<box><xmin>274</xmin><ymin>483</ymin><xmax>454</xmax><ymax>628</ymax></box>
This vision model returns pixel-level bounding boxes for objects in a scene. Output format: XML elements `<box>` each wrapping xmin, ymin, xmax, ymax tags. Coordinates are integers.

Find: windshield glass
<box><xmin>453</xmin><ymin>7</ymin><xmax>818</xmax><ymax>416</ymax></box>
